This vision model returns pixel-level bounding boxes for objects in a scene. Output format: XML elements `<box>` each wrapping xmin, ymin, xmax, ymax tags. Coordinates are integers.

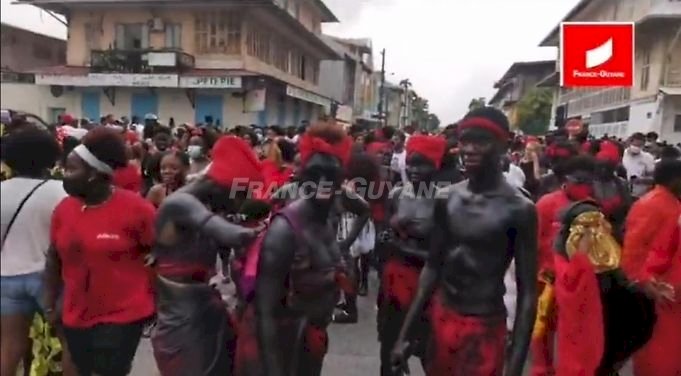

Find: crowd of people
<box><xmin>0</xmin><ymin>108</ymin><xmax>679</xmax><ymax>376</ymax></box>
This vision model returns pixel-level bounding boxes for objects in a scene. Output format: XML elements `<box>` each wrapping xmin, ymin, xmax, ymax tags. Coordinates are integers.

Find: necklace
<box><xmin>81</xmin><ymin>187</ymin><xmax>115</xmax><ymax>211</ymax></box>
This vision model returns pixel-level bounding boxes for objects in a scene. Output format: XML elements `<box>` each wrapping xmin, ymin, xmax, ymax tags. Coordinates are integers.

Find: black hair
<box><xmin>268</xmin><ymin>125</ymin><xmax>285</xmax><ymax>136</ymax></box>
<box><xmin>80</xmin><ymin>127</ymin><xmax>128</xmax><ymax>170</ymax></box>
<box><xmin>160</xmin><ymin>150</ymin><xmax>190</xmax><ymax>168</ymax></box>
<box><xmin>243</xmin><ymin>131</ymin><xmax>259</xmax><ymax>147</ymax></box>
<box><xmin>563</xmin><ymin>155</ymin><xmax>597</xmax><ymax>175</ymax></box>
<box><xmin>277</xmin><ymin>139</ymin><xmax>296</xmax><ymax>163</ymax></box>
<box><xmin>393</xmin><ymin>130</ymin><xmax>406</xmax><ymax>142</ymax></box>
<box><xmin>61</xmin><ymin>136</ymin><xmax>81</xmax><ymax>166</ymax></box>
<box><xmin>381</xmin><ymin>126</ymin><xmax>396</xmax><ymax>140</ymax></box>
<box><xmin>630</xmin><ymin>132</ymin><xmax>646</xmax><ymax>142</ymax></box>
<box><xmin>654</xmin><ymin>158</ymin><xmax>681</xmax><ymax>186</ymax></box>
<box><xmin>659</xmin><ymin>146</ymin><xmax>681</xmax><ymax>160</ymax></box>
<box><xmin>645</xmin><ymin>132</ymin><xmax>658</xmax><ymax>141</ymax></box>
<box><xmin>154</xmin><ymin>127</ymin><xmax>172</xmax><ymax>137</ymax></box>
<box><xmin>2</xmin><ymin>128</ymin><xmax>60</xmax><ymax>176</ymax></box>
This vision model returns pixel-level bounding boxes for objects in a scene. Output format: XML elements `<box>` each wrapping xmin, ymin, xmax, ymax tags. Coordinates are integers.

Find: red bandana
<box><xmin>406</xmin><ymin>135</ymin><xmax>447</xmax><ymax>168</ymax></box>
<box><xmin>298</xmin><ymin>134</ymin><xmax>353</xmax><ymax>167</ymax></box>
<box><xmin>207</xmin><ymin>136</ymin><xmax>263</xmax><ymax>188</ymax></box>
<box><xmin>457</xmin><ymin>116</ymin><xmax>509</xmax><ymax>141</ymax></box>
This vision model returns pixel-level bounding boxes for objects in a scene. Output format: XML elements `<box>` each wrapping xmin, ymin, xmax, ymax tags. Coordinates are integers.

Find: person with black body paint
<box><xmin>392</xmin><ymin>107</ymin><xmax>538</xmax><ymax>376</ymax></box>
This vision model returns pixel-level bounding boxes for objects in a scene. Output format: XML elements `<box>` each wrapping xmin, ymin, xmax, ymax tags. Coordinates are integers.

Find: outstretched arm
<box><xmin>255</xmin><ymin>216</ymin><xmax>297</xmax><ymax>376</ymax></box>
<box><xmin>507</xmin><ymin>203</ymin><xmax>539</xmax><ymax>376</ymax></box>
<box><xmin>159</xmin><ymin>193</ymin><xmax>257</xmax><ymax>248</ymax></box>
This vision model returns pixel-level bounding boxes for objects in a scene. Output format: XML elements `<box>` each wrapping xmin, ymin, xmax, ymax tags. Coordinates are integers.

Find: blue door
<box><xmin>131</xmin><ymin>92</ymin><xmax>159</xmax><ymax>121</ymax></box>
<box><xmin>195</xmin><ymin>94</ymin><xmax>223</xmax><ymax>126</ymax></box>
<box><xmin>292</xmin><ymin>99</ymin><xmax>301</xmax><ymax>127</ymax></box>
<box><xmin>80</xmin><ymin>91</ymin><xmax>100</xmax><ymax>121</ymax></box>
<box><xmin>277</xmin><ymin>98</ymin><xmax>286</xmax><ymax>126</ymax></box>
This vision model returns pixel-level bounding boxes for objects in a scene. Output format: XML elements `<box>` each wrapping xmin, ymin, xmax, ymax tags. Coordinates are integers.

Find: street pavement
<box><xmin>129</xmin><ymin>273</ymin><xmax>632</xmax><ymax>376</ymax></box>
<box><xmin>130</xmin><ymin>273</ymin><xmax>424</xmax><ymax>375</ymax></box>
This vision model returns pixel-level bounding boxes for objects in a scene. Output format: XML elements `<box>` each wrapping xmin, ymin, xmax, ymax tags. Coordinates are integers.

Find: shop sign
<box><xmin>179</xmin><ymin>76</ymin><xmax>242</xmax><ymax>89</ymax></box>
<box><xmin>34</xmin><ymin>73</ymin><xmax>179</xmax><ymax>87</ymax></box>
<box><xmin>285</xmin><ymin>85</ymin><xmax>331</xmax><ymax>108</ymax></box>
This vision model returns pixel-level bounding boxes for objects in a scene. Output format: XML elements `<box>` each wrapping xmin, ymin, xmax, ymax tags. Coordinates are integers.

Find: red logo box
<box><xmin>560</xmin><ymin>22</ymin><xmax>635</xmax><ymax>87</ymax></box>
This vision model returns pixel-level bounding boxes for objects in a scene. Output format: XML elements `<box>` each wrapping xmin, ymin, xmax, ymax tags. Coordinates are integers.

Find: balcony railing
<box><xmin>90</xmin><ymin>49</ymin><xmax>195</xmax><ymax>74</ymax></box>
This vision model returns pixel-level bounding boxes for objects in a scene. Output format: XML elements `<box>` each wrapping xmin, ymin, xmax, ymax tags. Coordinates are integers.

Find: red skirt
<box><xmin>234</xmin><ymin>304</ymin><xmax>328</xmax><ymax>376</ymax></box>
<box><xmin>427</xmin><ymin>293</ymin><xmax>507</xmax><ymax>376</ymax></box>
<box><xmin>380</xmin><ymin>257</ymin><xmax>423</xmax><ymax>309</ymax></box>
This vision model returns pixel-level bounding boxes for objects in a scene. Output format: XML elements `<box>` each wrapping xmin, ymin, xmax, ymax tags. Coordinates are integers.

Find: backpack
<box><xmin>235</xmin><ymin>208</ymin><xmax>301</xmax><ymax>302</ymax></box>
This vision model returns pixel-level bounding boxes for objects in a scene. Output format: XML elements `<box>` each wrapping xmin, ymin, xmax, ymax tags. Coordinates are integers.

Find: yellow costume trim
<box><xmin>565</xmin><ymin>211</ymin><xmax>621</xmax><ymax>273</ymax></box>
<box><xmin>532</xmin><ymin>272</ymin><xmax>555</xmax><ymax>339</ymax></box>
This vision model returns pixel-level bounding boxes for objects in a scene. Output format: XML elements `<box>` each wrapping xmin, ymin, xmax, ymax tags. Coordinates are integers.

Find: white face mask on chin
<box><xmin>628</xmin><ymin>146</ymin><xmax>641</xmax><ymax>155</ymax></box>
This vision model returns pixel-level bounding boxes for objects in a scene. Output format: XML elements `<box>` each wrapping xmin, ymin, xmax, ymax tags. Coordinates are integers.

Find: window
<box><xmin>674</xmin><ymin>114</ymin><xmax>681</xmax><ymax>132</ymax></box>
<box><xmin>640</xmin><ymin>48</ymin><xmax>651</xmax><ymax>91</ymax></box>
<box><xmin>165</xmin><ymin>23</ymin><xmax>182</xmax><ymax>49</ymax></box>
<box><xmin>195</xmin><ymin>12</ymin><xmax>242</xmax><ymax>54</ymax></box>
<box><xmin>114</xmin><ymin>23</ymin><xmax>149</xmax><ymax>49</ymax></box>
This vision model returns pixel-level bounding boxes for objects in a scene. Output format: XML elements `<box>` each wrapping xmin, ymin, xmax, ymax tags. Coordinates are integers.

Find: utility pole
<box><xmin>377</xmin><ymin>48</ymin><xmax>386</xmax><ymax>127</ymax></box>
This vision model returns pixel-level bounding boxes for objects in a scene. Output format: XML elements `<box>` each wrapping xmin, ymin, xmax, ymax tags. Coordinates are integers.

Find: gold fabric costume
<box><xmin>565</xmin><ymin>211</ymin><xmax>621</xmax><ymax>273</ymax></box>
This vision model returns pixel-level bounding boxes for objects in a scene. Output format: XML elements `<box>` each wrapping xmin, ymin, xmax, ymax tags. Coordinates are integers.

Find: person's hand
<box><xmin>44</xmin><ymin>307</ymin><xmax>58</xmax><ymax>327</ymax></box>
<box><xmin>641</xmin><ymin>279</ymin><xmax>676</xmax><ymax>307</ymax></box>
<box><xmin>391</xmin><ymin>340</ymin><xmax>411</xmax><ymax>375</ymax></box>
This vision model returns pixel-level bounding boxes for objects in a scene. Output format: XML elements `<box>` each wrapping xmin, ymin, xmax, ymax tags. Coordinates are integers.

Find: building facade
<box><xmin>1</xmin><ymin>23</ymin><xmax>69</xmax><ymax>122</ymax></box>
<box><xmin>18</xmin><ymin>0</ymin><xmax>340</xmax><ymax>128</ymax></box>
<box><xmin>319</xmin><ymin>36</ymin><xmax>379</xmax><ymax>124</ymax></box>
<box><xmin>488</xmin><ymin>60</ymin><xmax>555</xmax><ymax>129</ymax></box>
<box><xmin>541</xmin><ymin>0</ymin><xmax>681</xmax><ymax>143</ymax></box>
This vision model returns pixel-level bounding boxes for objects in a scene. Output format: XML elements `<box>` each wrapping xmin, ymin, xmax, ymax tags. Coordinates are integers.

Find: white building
<box><xmin>15</xmin><ymin>0</ymin><xmax>341</xmax><ymax>128</ymax></box>
<box><xmin>540</xmin><ymin>0</ymin><xmax>681</xmax><ymax>143</ymax></box>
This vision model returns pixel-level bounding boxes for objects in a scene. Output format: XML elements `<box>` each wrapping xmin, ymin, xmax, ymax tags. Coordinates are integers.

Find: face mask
<box><xmin>187</xmin><ymin>145</ymin><xmax>203</xmax><ymax>159</ymax></box>
<box><xmin>62</xmin><ymin>176</ymin><xmax>88</xmax><ymax>198</ymax></box>
<box><xmin>564</xmin><ymin>183</ymin><xmax>593</xmax><ymax>201</ymax></box>
<box><xmin>629</xmin><ymin>146</ymin><xmax>641</xmax><ymax>155</ymax></box>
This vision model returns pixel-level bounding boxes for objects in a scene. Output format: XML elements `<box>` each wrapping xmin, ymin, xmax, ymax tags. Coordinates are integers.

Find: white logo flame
<box><xmin>586</xmin><ymin>38</ymin><xmax>614</xmax><ymax>69</ymax></box>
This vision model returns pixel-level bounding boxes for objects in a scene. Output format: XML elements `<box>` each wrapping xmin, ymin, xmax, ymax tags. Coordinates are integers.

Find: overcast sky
<box><xmin>2</xmin><ymin>0</ymin><xmax>579</xmax><ymax>123</ymax></box>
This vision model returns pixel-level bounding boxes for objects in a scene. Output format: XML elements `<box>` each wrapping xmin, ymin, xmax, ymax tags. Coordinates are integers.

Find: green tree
<box><xmin>411</xmin><ymin>95</ymin><xmax>429</xmax><ymax>130</ymax></box>
<box><xmin>468</xmin><ymin>97</ymin><xmax>486</xmax><ymax>111</ymax></box>
<box><xmin>516</xmin><ymin>88</ymin><xmax>553</xmax><ymax>135</ymax></box>
<box><xmin>426</xmin><ymin>113</ymin><xmax>441</xmax><ymax>131</ymax></box>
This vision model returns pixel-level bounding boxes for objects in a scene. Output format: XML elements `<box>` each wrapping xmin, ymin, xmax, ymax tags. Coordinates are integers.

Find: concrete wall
<box><xmin>0</xmin><ymin>83</ymin><xmax>78</xmax><ymax>122</ymax></box>
<box><xmin>1</xmin><ymin>24</ymin><xmax>66</xmax><ymax>71</ymax></box>
<box><xmin>319</xmin><ymin>59</ymin><xmax>346</xmax><ymax>102</ymax></box>
<box><xmin>660</xmin><ymin>95</ymin><xmax>681</xmax><ymax>144</ymax></box>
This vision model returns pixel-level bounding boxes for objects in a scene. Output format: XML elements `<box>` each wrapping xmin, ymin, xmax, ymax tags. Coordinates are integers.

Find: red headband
<box><xmin>298</xmin><ymin>134</ymin><xmax>353</xmax><ymax>167</ymax></box>
<box><xmin>366</xmin><ymin>141</ymin><xmax>390</xmax><ymax>156</ymax></box>
<box><xmin>207</xmin><ymin>136</ymin><xmax>263</xmax><ymax>188</ymax></box>
<box><xmin>596</xmin><ymin>141</ymin><xmax>620</xmax><ymax>164</ymax></box>
<box><xmin>457</xmin><ymin>116</ymin><xmax>509</xmax><ymax>141</ymax></box>
<box><xmin>406</xmin><ymin>135</ymin><xmax>447</xmax><ymax>169</ymax></box>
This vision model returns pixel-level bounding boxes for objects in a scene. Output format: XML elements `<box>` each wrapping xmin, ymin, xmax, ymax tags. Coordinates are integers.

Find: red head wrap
<box><xmin>596</xmin><ymin>140</ymin><xmax>621</xmax><ymax>164</ymax></box>
<box><xmin>457</xmin><ymin>116</ymin><xmax>509</xmax><ymax>141</ymax></box>
<box><xmin>406</xmin><ymin>135</ymin><xmax>447</xmax><ymax>168</ymax></box>
<box><xmin>298</xmin><ymin>134</ymin><xmax>353</xmax><ymax>167</ymax></box>
<box><xmin>207</xmin><ymin>136</ymin><xmax>263</xmax><ymax>188</ymax></box>
<box><xmin>366</xmin><ymin>141</ymin><xmax>390</xmax><ymax>156</ymax></box>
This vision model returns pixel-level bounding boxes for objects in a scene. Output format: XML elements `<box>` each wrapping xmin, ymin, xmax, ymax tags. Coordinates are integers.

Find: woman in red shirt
<box><xmin>44</xmin><ymin>127</ymin><xmax>156</xmax><ymax>376</ymax></box>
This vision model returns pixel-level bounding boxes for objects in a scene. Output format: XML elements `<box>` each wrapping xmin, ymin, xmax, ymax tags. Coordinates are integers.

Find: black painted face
<box><xmin>459</xmin><ymin>128</ymin><xmax>503</xmax><ymax>174</ymax></box>
<box><xmin>406</xmin><ymin>153</ymin><xmax>437</xmax><ymax>185</ymax></box>
<box><xmin>299</xmin><ymin>153</ymin><xmax>343</xmax><ymax>203</ymax></box>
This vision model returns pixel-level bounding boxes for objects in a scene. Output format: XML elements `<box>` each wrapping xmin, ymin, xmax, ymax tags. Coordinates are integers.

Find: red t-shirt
<box><xmin>112</xmin><ymin>163</ymin><xmax>142</xmax><ymax>193</ymax></box>
<box><xmin>51</xmin><ymin>189</ymin><xmax>156</xmax><ymax>328</ymax></box>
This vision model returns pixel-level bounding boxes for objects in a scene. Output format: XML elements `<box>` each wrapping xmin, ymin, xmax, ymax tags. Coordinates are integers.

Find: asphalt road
<box><xmin>129</xmin><ymin>273</ymin><xmax>632</xmax><ymax>376</ymax></box>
